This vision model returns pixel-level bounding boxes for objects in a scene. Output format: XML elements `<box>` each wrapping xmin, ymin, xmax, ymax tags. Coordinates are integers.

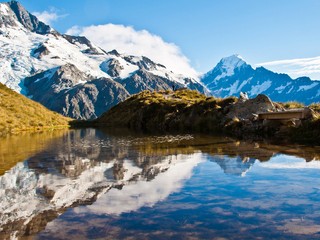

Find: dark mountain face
<box><xmin>24</xmin><ymin>64</ymin><xmax>130</xmax><ymax>120</ymax></box>
<box><xmin>202</xmin><ymin>55</ymin><xmax>320</xmax><ymax>104</ymax></box>
<box><xmin>115</xmin><ymin>69</ymin><xmax>184</xmax><ymax>95</ymax></box>
<box><xmin>6</xmin><ymin>1</ymin><xmax>51</xmax><ymax>34</ymax></box>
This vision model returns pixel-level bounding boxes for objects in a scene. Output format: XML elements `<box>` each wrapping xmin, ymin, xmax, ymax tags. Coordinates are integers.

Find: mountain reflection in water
<box><xmin>0</xmin><ymin>128</ymin><xmax>320</xmax><ymax>240</ymax></box>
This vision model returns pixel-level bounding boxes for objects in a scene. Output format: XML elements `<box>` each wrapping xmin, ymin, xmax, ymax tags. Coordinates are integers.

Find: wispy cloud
<box><xmin>257</xmin><ymin>56</ymin><xmax>320</xmax><ymax>80</ymax></box>
<box><xmin>66</xmin><ymin>24</ymin><xmax>198</xmax><ymax>78</ymax></box>
<box><xmin>33</xmin><ymin>8</ymin><xmax>67</xmax><ymax>26</ymax></box>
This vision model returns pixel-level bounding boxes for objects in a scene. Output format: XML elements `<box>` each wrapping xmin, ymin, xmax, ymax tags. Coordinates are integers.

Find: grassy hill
<box><xmin>94</xmin><ymin>89</ymin><xmax>236</xmax><ymax>132</ymax></box>
<box><xmin>0</xmin><ymin>83</ymin><xmax>71</xmax><ymax>136</ymax></box>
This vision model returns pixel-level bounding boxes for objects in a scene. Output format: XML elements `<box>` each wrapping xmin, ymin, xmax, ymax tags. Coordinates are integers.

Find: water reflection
<box><xmin>0</xmin><ymin>129</ymin><xmax>320</xmax><ymax>239</ymax></box>
<box><xmin>210</xmin><ymin>156</ymin><xmax>256</xmax><ymax>176</ymax></box>
<box><xmin>0</xmin><ymin>130</ymin><xmax>68</xmax><ymax>175</ymax></box>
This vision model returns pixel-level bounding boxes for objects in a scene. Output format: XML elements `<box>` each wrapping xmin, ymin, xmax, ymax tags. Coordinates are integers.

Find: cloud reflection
<box><xmin>77</xmin><ymin>153</ymin><xmax>203</xmax><ymax>215</ymax></box>
<box><xmin>258</xmin><ymin>154</ymin><xmax>320</xmax><ymax>169</ymax></box>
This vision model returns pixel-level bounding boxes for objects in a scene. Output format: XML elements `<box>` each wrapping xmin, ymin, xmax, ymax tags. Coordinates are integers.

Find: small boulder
<box><xmin>227</xmin><ymin>94</ymin><xmax>277</xmax><ymax>120</ymax></box>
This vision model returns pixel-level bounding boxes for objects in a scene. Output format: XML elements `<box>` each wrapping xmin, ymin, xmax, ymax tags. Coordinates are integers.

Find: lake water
<box><xmin>1</xmin><ymin>129</ymin><xmax>320</xmax><ymax>240</ymax></box>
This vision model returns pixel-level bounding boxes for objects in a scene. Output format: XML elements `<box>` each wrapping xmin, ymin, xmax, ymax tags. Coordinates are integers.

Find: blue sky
<box><xmin>17</xmin><ymin>0</ymin><xmax>320</xmax><ymax>78</ymax></box>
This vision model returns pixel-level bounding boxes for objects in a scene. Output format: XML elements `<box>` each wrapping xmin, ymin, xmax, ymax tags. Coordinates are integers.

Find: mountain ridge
<box><xmin>201</xmin><ymin>55</ymin><xmax>320</xmax><ymax>104</ymax></box>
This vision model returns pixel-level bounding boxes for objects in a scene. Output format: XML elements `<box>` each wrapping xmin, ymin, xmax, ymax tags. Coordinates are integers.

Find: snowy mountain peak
<box><xmin>218</xmin><ymin>54</ymin><xmax>247</xmax><ymax>71</ymax></box>
<box><xmin>202</xmin><ymin>54</ymin><xmax>250</xmax><ymax>84</ymax></box>
<box><xmin>0</xmin><ymin>0</ymin><xmax>51</xmax><ymax>34</ymax></box>
<box><xmin>201</xmin><ymin>55</ymin><xmax>320</xmax><ymax>105</ymax></box>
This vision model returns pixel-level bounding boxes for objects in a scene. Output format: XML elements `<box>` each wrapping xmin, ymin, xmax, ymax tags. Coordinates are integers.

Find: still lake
<box><xmin>1</xmin><ymin>128</ymin><xmax>320</xmax><ymax>240</ymax></box>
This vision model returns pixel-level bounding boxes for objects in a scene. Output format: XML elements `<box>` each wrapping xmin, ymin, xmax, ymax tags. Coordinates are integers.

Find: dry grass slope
<box><xmin>278</xmin><ymin>101</ymin><xmax>320</xmax><ymax>113</ymax></box>
<box><xmin>95</xmin><ymin>89</ymin><xmax>237</xmax><ymax>132</ymax></box>
<box><xmin>0</xmin><ymin>83</ymin><xmax>71</xmax><ymax>136</ymax></box>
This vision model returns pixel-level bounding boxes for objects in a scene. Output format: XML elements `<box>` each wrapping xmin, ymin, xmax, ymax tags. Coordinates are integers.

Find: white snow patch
<box><xmin>227</xmin><ymin>78</ymin><xmax>250</xmax><ymax>95</ymax></box>
<box><xmin>249</xmin><ymin>80</ymin><xmax>272</xmax><ymax>96</ymax></box>
<box><xmin>298</xmin><ymin>82</ymin><xmax>319</xmax><ymax>91</ymax></box>
<box><xmin>237</xmin><ymin>78</ymin><xmax>250</xmax><ymax>92</ymax></box>
<box><xmin>228</xmin><ymin>80</ymin><xmax>239</xmax><ymax>95</ymax></box>
<box><xmin>215</xmin><ymin>54</ymin><xmax>246</xmax><ymax>80</ymax></box>
<box><xmin>287</xmin><ymin>86</ymin><xmax>294</xmax><ymax>93</ymax></box>
<box><xmin>0</xmin><ymin>3</ymin><xmax>10</xmax><ymax>15</ymax></box>
<box><xmin>275</xmin><ymin>82</ymin><xmax>292</xmax><ymax>93</ymax></box>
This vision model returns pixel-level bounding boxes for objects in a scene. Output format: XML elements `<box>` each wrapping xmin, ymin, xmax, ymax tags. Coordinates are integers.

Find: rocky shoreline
<box><xmin>74</xmin><ymin>89</ymin><xmax>319</xmax><ymax>145</ymax></box>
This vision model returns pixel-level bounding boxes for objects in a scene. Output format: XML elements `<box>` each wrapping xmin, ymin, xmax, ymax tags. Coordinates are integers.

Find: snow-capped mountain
<box><xmin>210</xmin><ymin>155</ymin><xmax>256</xmax><ymax>177</ymax></box>
<box><xmin>202</xmin><ymin>55</ymin><xmax>320</xmax><ymax>104</ymax></box>
<box><xmin>0</xmin><ymin>1</ymin><xmax>207</xmax><ymax>119</ymax></box>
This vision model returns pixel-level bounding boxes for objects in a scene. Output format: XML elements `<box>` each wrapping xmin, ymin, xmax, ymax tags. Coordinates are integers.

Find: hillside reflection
<box><xmin>0</xmin><ymin>128</ymin><xmax>320</xmax><ymax>239</ymax></box>
<box><xmin>0</xmin><ymin>130</ymin><xmax>68</xmax><ymax>176</ymax></box>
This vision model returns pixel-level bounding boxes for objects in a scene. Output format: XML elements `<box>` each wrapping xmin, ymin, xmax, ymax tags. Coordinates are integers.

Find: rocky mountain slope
<box><xmin>0</xmin><ymin>82</ymin><xmax>70</xmax><ymax>136</ymax></box>
<box><xmin>0</xmin><ymin>1</ymin><xmax>207</xmax><ymax>120</ymax></box>
<box><xmin>201</xmin><ymin>55</ymin><xmax>320</xmax><ymax>104</ymax></box>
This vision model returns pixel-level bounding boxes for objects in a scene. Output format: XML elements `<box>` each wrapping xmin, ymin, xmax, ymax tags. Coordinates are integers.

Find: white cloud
<box><xmin>258</xmin><ymin>154</ymin><xmax>320</xmax><ymax>169</ymax></box>
<box><xmin>66</xmin><ymin>24</ymin><xmax>198</xmax><ymax>77</ymax></box>
<box><xmin>33</xmin><ymin>8</ymin><xmax>66</xmax><ymax>26</ymax></box>
<box><xmin>257</xmin><ymin>56</ymin><xmax>320</xmax><ymax>80</ymax></box>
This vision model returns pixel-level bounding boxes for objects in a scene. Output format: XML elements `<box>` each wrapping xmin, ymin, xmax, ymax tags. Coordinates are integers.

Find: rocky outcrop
<box><xmin>101</xmin><ymin>58</ymin><xmax>124</xmax><ymax>78</ymax></box>
<box><xmin>0</xmin><ymin>2</ymin><xmax>18</xmax><ymax>28</ymax></box>
<box><xmin>62</xmin><ymin>34</ymin><xmax>105</xmax><ymax>55</ymax></box>
<box><xmin>124</xmin><ymin>55</ymin><xmax>165</xmax><ymax>71</ymax></box>
<box><xmin>226</xmin><ymin>94</ymin><xmax>283</xmax><ymax>120</ymax></box>
<box><xmin>31</xmin><ymin>43</ymin><xmax>50</xmax><ymax>59</ymax></box>
<box><xmin>7</xmin><ymin>1</ymin><xmax>51</xmax><ymax>34</ymax></box>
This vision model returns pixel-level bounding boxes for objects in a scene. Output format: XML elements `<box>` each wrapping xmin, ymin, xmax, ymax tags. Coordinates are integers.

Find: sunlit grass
<box><xmin>0</xmin><ymin>83</ymin><xmax>71</xmax><ymax>136</ymax></box>
<box><xmin>309</xmin><ymin>103</ymin><xmax>320</xmax><ymax>112</ymax></box>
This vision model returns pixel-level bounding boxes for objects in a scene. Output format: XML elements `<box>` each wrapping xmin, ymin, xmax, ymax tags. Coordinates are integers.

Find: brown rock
<box><xmin>227</xmin><ymin>94</ymin><xmax>278</xmax><ymax>120</ymax></box>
